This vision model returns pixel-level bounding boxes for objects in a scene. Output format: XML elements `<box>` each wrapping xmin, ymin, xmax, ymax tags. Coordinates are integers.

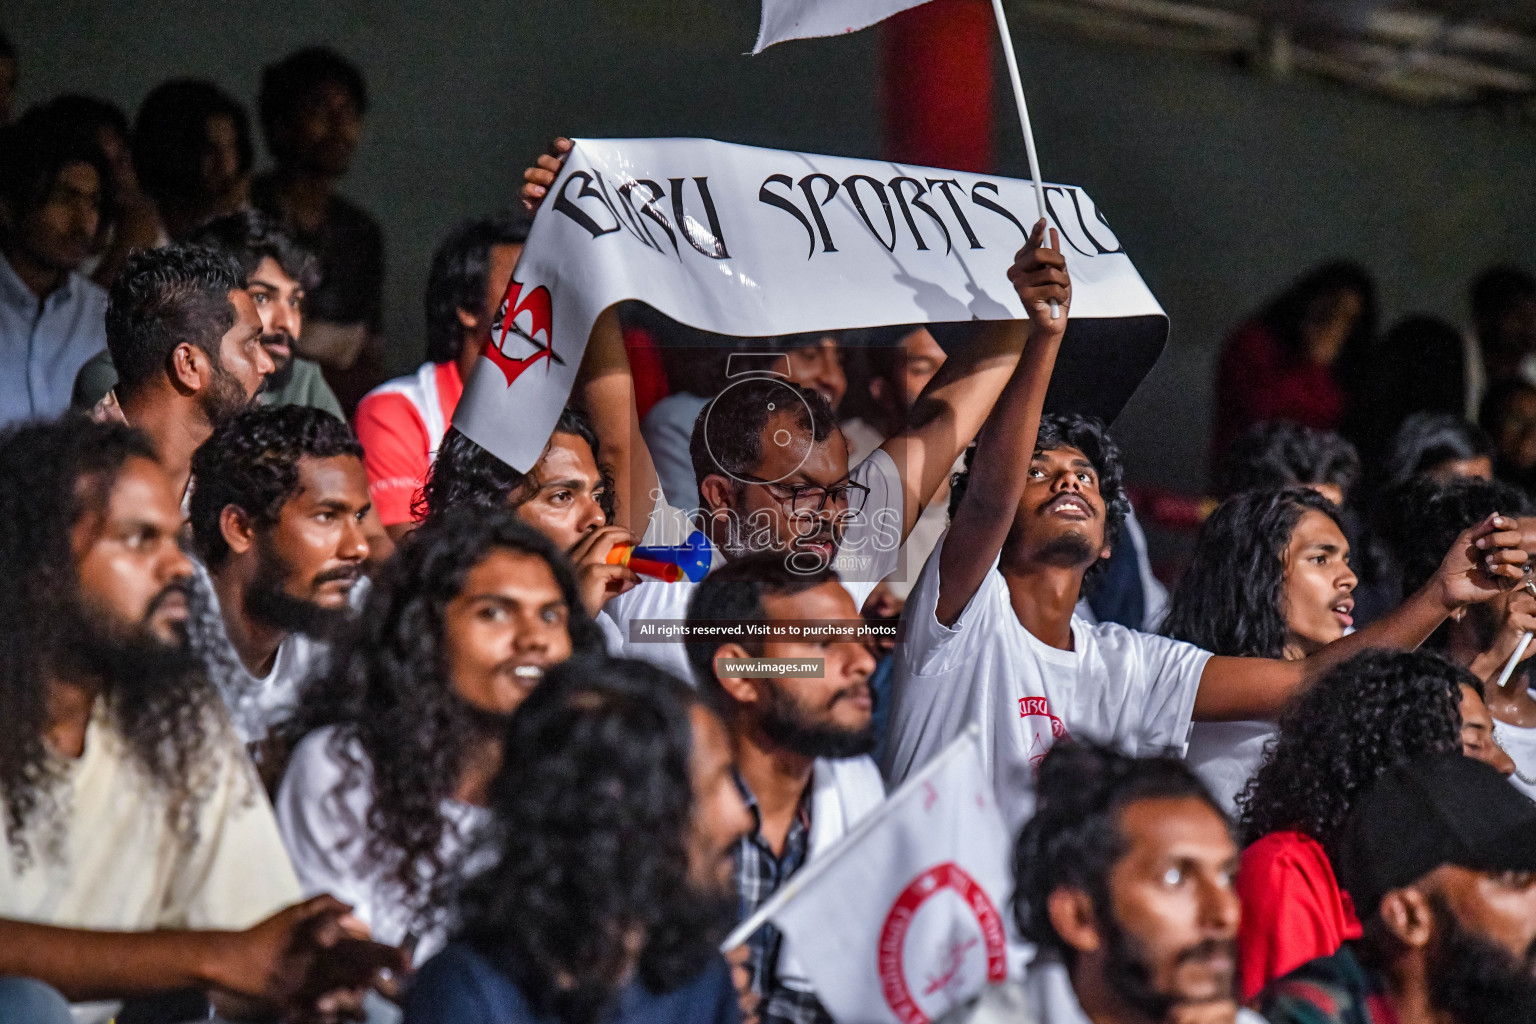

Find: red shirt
<box><xmin>1237</xmin><ymin>831</ymin><xmax>1362</xmax><ymax>1003</ymax></box>
<box><xmin>1213</xmin><ymin>322</ymin><xmax>1347</xmax><ymax>458</ymax></box>
<box><xmin>353</xmin><ymin>360</ymin><xmax>464</xmax><ymax>526</ymax></box>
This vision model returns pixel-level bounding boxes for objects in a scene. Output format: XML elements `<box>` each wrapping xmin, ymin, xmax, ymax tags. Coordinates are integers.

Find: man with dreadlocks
<box><xmin>0</xmin><ymin>418</ymin><xmax>401</xmax><ymax>1023</ymax></box>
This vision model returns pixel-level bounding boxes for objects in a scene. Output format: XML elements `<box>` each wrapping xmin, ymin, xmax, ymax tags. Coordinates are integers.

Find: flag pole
<box><xmin>989</xmin><ymin>0</ymin><xmax>1058</xmax><ymax>319</ymax></box>
<box><xmin>719</xmin><ymin>725</ymin><xmax>984</xmax><ymax>953</ymax></box>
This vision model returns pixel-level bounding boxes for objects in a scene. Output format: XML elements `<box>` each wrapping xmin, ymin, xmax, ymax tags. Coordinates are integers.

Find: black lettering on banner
<box><xmin>925</xmin><ymin>178</ymin><xmax>983</xmax><ymax>249</ymax></box>
<box><xmin>797</xmin><ymin>173</ymin><xmax>842</xmax><ymax>254</ymax></box>
<box><xmin>670</xmin><ymin>177</ymin><xmax>731</xmax><ymax>260</ymax></box>
<box><xmin>759</xmin><ymin>174</ymin><xmax>818</xmax><ymax>260</ymax></box>
<box><xmin>970</xmin><ymin>182</ymin><xmax>1028</xmax><ymax>242</ymax></box>
<box><xmin>591</xmin><ymin>171</ymin><xmax>658</xmax><ymax>250</ymax></box>
<box><xmin>617</xmin><ymin>178</ymin><xmax>675</xmax><ymax>255</ymax></box>
<box><xmin>889</xmin><ymin>176</ymin><xmax>950</xmax><ymax>254</ymax></box>
<box><xmin>1044</xmin><ymin>186</ymin><xmax>1125</xmax><ymax>256</ymax></box>
<box><xmin>553</xmin><ymin>171</ymin><xmax>621</xmax><ymax>239</ymax></box>
<box><xmin>843</xmin><ymin>174</ymin><xmax>898</xmax><ymax>252</ymax></box>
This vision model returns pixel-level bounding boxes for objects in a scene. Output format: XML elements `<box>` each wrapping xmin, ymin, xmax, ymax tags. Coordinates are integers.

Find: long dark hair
<box><xmin>277</xmin><ymin>508</ymin><xmax>604</xmax><ymax>925</ymax></box>
<box><xmin>1161</xmin><ymin>488</ymin><xmax>1344</xmax><ymax>658</ymax></box>
<box><xmin>0</xmin><ymin>419</ymin><xmax>226</xmax><ymax>863</ymax></box>
<box><xmin>1237</xmin><ymin>649</ymin><xmax>1468</xmax><ymax>862</ymax></box>
<box><xmin>456</xmin><ymin>656</ymin><xmax>730</xmax><ymax>1024</ymax></box>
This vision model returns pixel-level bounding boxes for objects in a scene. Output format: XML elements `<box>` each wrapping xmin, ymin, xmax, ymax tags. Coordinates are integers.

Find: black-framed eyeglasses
<box><xmin>735</xmin><ymin>474</ymin><xmax>871</xmax><ymax>514</ymax></box>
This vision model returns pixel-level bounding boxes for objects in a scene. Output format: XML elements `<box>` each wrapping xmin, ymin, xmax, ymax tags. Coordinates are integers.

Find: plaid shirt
<box><xmin>1259</xmin><ymin>943</ymin><xmax>1400</xmax><ymax>1024</ymax></box>
<box><xmin>733</xmin><ymin>771</ymin><xmax>835</xmax><ymax>1024</ymax></box>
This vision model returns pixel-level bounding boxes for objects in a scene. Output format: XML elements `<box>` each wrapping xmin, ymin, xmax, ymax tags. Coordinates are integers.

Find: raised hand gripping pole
<box><xmin>1494</xmin><ymin>579</ymin><xmax>1536</xmax><ymax>690</ymax></box>
<box><xmin>990</xmin><ymin>0</ymin><xmax>1058</xmax><ymax>320</ymax></box>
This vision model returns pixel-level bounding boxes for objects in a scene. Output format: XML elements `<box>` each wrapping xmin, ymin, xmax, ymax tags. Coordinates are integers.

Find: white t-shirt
<box><xmin>190</xmin><ymin>561</ymin><xmax>359</xmax><ymax>743</ymax></box>
<box><xmin>1494</xmin><ymin>719</ymin><xmax>1536</xmax><ymax>802</ymax></box>
<box><xmin>883</xmin><ymin>531</ymin><xmax>1211</xmax><ymax>837</ymax></box>
<box><xmin>275</xmin><ymin>725</ymin><xmax>490</xmax><ymax>962</ymax></box>
<box><xmin>1186</xmin><ymin>721</ymin><xmax>1276</xmax><ymax>818</ymax></box>
<box><xmin>0</xmin><ymin>703</ymin><xmax>301</xmax><ymax>1024</ymax></box>
<box><xmin>605</xmin><ymin>448</ymin><xmax>906</xmax><ymax>682</ymax></box>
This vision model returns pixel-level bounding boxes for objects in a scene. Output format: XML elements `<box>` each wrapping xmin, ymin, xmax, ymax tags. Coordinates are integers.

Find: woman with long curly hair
<box><xmin>403</xmin><ymin>655</ymin><xmax>751</xmax><ymax>1024</ymax></box>
<box><xmin>273</xmin><ymin>506</ymin><xmax>605</xmax><ymax>960</ymax></box>
<box><xmin>1162</xmin><ymin>487</ymin><xmax>1356</xmax><ymax>813</ymax></box>
<box><xmin>1231</xmin><ymin>649</ymin><xmax>1480</xmax><ymax>1002</ymax></box>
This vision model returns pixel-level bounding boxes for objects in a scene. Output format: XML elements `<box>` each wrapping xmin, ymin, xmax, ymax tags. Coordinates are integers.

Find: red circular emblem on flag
<box><xmin>876</xmin><ymin>862</ymin><xmax>1008</xmax><ymax>1024</ymax></box>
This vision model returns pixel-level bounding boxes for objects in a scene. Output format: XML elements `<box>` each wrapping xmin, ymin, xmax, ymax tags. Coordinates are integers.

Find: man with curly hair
<box><xmin>883</xmin><ymin>239</ymin><xmax>1536</xmax><ymax>840</ymax></box>
<box><xmin>187</xmin><ymin>404</ymin><xmax>371</xmax><ymax>746</ymax></box>
<box><xmin>275</xmin><ymin>508</ymin><xmax>607</xmax><ymax>961</ymax></box>
<box><xmin>0</xmin><ymin>417</ymin><xmax>398</xmax><ymax>1024</ymax></box>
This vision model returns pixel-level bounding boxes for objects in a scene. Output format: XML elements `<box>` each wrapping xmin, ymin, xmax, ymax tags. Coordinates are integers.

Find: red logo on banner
<box><xmin>1018</xmin><ymin>697</ymin><xmax>1069</xmax><ymax>767</ymax></box>
<box><xmin>877</xmin><ymin>862</ymin><xmax>1007</xmax><ymax>1024</ymax></box>
<box><xmin>484</xmin><ymin>276</ymin><xmax>560</xmax><ymax>388</ymax></box>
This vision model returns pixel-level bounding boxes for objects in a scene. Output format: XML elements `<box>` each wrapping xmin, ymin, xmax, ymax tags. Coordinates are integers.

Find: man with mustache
<box><xmin>187</xmin><ymin>405</ymin><xmax>371</xmax><ymax>748</ymax></box>
<box><xmin>684</xmin><ymin>553</ymin><xmax>883</xmax><ymax>1024</ymax></box>
<box><xmin>0</xmin><ymin>417</ymin><xmax>400</xmax><ymax>1024</ymax></box>
<box><xmin>1261</xmin><ymin>753</ymin><xmax>1536</xmax><ymax>1024</ymax></box>
<box><xmin>102</xmin><ymin>245</ymin><xmax>274</xmax><ymax>501</ymax></box>
<box><xmin>1009</xmin><ymin>742</ymin><xmax>1264</xmax><ymax>1024</ymax></box>
<box><xmin>0</xmin><ymin>106</ymin><xmax>111</xmax><ymax>428</ymax></box>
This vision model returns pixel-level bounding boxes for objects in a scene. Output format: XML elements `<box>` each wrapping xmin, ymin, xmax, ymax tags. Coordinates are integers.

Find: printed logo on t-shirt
<box><xmin>1018</xmin><ymin>696</ymin><xmax>1069</xmax><ymax>767</ymax></box>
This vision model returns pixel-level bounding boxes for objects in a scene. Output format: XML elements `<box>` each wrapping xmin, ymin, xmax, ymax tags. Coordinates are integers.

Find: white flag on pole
<box><xmin>722</xmin><ymin>731</ymin><xmax>1016</xmax><ymax>1024</ymax></box>
<box><xmin>753</xmin><ymin>0</ymin><xmax>933</xmax><ymax>53</ymax></box>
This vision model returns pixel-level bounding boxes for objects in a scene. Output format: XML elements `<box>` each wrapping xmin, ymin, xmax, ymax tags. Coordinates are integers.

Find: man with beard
<box><xmin>1261</xmin><ymin>753</ymin><xmax>1536</xmax><ymax>1024</ymax></box>
<box><xmin>103</xmin><ymin>244</ymin><xmax>273</xmax><ymax>500</ymax></box>
<box><xmin>684</xmin><ymin>554</ymin><xmax>883</xmax><ymax>1024</ymax></box>
<box><xmin>1007</xmin><ymin>742</ymin><xmax>1263</xmax><ymax>1024</ymax></box>
<box><xmin>0</xmin><ymin>105</ymin><xmax>111</xmax><ymax>427</ymax></box>
<box><xmin>0</xmin><ymin>417</ymin><xmax>402</xmax><ymax>1024</ymax></box>
<box><xmin>187</xmin><ymin>405</ymin><xmax>370</xmax><ymax>748</ymax></box>
<box><xmin>403</xmin><ymin>655</ymin><xmax>752</xmax><ymax>1024</ymax></box>
<box><xmin>74</xmin><ymin>210</ymin><xmax>345</xmax><ymax>420</ymax></box>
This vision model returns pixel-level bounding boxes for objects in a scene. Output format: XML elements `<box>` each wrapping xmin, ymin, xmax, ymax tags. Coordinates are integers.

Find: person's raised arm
<box><xmin>932</xmin><ymin>222</ymin><xmax>1069</xmax><ymax>626</ymax></box>
<box><xmin>575</xmin><ymin>305</ymin><xmax>661</xmax><ymax>536</ymax></box>
<box><xmin>520</xmin><ymin>137</ymin><xmax>662</xmax><ymax>536</ymax></box>
<box><xmin>1193</xmin><ymin>514</ymin><xmax>1533</xmax><ymax>720</ymax></box>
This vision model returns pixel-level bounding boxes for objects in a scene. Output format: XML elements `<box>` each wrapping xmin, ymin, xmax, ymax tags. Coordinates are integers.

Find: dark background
<box><xmin>7</xmin><ymin>0</ymin><xmax>1534</xmax><ymax>492</ymax></box>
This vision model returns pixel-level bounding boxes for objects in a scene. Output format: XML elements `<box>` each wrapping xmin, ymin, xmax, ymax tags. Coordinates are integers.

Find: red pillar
<box><xmin>880</xmin><ymin>0</ymin><xmax>995</xmax><ymax>173</ymax></box>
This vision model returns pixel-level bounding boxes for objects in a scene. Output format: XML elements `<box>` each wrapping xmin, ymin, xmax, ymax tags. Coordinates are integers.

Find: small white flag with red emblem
<box><xmin>753</xmin><ymin>0</ymin><xmax>933</xmax><ymax>53</ymax></box>
<box><xmin>722</xmin><ymin>729</ymin><xmax>1016</xmax><ymax>1024</ymax></box>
